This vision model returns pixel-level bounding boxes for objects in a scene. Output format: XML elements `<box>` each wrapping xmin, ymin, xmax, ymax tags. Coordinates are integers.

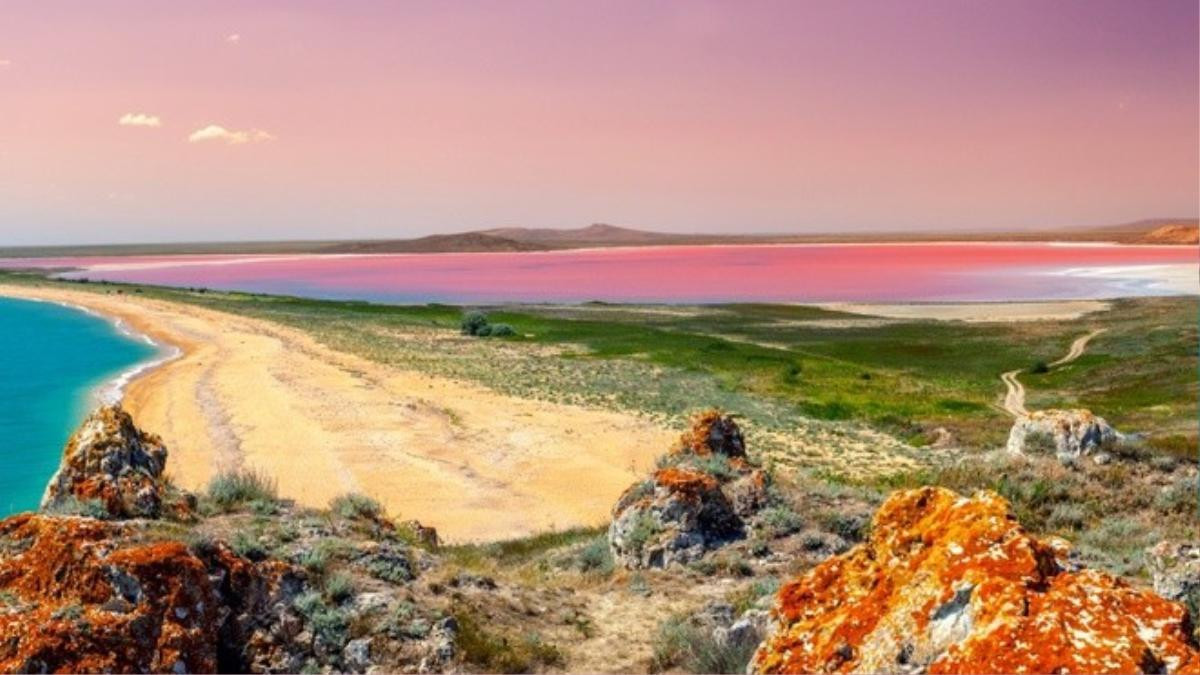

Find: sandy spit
<box><xmin>819</xmin><ymin>300</ymin><xmax>1113</xmax><ymax>322</ymax></box>
<box><xmin>0</xmin><ymin>284</ymin><xmax>674</xmax><ymax>542</ymax></box>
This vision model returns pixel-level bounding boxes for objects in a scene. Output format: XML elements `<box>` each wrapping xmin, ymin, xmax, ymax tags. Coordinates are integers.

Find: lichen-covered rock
<box><xmin>1006</xmin><ymin>408</ymin><xmax>1120</xmax><ymax>464</ymax></box>
<box><xmin>750</xmin><ymin>487</ymin><xmax>1200</xmax><ymax>674</ymax></box>
<box><xmin>674</xmin><ymin>409</ymin><xmax>746</xmax><ymax>458</ymax></box>
<box><xmin>609</xmin><ymin>410</ymin><xmax>769</xmax><ymax>569</ymax></box>
<box><xmin>1147</xmin><ymin>541</ymin><xmax>1200</xmax><ymax>605</ymax></box>
<box><xmin>609</xmin><ymin>467</ymin><xmax>743</xmax><ymax>568</ymax></box>
<box><xmin>40</xmin><ymin>405</ymin><xmax>182</xmax><ymax>519</ymax></box>
<box><xmin>0</xmin><ymin>513</ymin><xmax>311</xmax><ymax>673</ymax></box>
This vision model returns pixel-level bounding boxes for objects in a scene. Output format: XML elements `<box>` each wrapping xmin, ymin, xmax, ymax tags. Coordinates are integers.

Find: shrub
<box><xmin>1046</xmin><ymin>502</ymin><xmax>1088</xmax><ymax>532</ymax></box>
<box><xmin>577</xmin><ymin>536</ymin><xmax>615</xmax><ymax>576</ymax></box>
<box><xmin>651</xmin><ymin>614</ymin><xmax>757</xmax><ymax>674</ymax></box>
<box><xmin>488</xmin><ymin>323</ymin><xmax>516</xmax><ymax>337</ymax></box>
<box><xmin>329</xmin><ymin>493</ymin><xmax>383</xmax><ymax>521</ymax></box>
<box><xmin>231</xmin><ymin>531</ymin><xmax>268</xmax><ymax>560</ymax></box>
<box><xmin>1029</xmin><ymin>361</ymin><xmax>1050</xmax><ymax>374</ymax></box>
<box><xmin>460</xmin><ymin>311</ymin><xmax>490</xmax><ymax>336</ymax></box>
<box><xmin>205</xmin><ymin>469</ymin><xmax>277</xmax><ymax>511</ymax></box>
<box><xmin>44</xmin><ymin>496</ymin><xmax>109</xmax><ymax>519</ymax></box>
<box><xmin>323</xmin><ymin>572</ymin><xmax>356</xmax><ymax>604</ymax></box>
<box><xmin>727</xmin><ymin>576</ymin><xmax>781</xmax><ymax>614</ymax></box>
<box><xmin>627</xmin><ymin>512</ymin><xmax>662</xmax><ymax>554</ymax></box>
<box><xmin>294</xmin><ymin>592</ymin><xmax>349</xmax><ymax>648</ymax></box>
<box><xmin>453</xmin><ymin>608</ymin><xmax>564</xmax><ymax>673</ymax></box>
<box><xmin>760</xmin><ymin>506</ymin><xmax>804</xmax><ymax>538</ymax></box>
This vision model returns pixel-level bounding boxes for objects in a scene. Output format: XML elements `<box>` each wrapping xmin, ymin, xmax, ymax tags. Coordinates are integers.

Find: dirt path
<box><xmin>0</xmin><ymin>284</ymin><xmax>675</xmax><ymax>542</ymax></box>
<box><xmin>1000</xmin><ymin>329</ymin><xmax>1107</xmax><ymax>417</ymax></box>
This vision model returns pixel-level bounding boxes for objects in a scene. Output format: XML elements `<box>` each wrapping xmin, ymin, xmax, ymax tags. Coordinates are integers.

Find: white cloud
<box><xmin>118</xmin><ymin>112</ymin><xmax>162</xmax><ymax>127</ymax></box>
<box><xmin>226</xmin><ymin>33</ymin><xmax>241</xmax><ymax>43</ymax></box>
<box><xmin>187</xmin><ymin>124</ymin><xmax>275</xmax><ymax>145</ymax></box>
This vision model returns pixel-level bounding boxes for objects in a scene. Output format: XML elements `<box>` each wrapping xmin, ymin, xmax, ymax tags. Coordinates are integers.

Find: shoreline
<box><xmin>0</xmin><ymin>282</ymin><xmax>677</xmax><ymax>542</ymax></box>
<box><xmin>21</xmin><ymin>295</ymin><xmax>184</xmax><ymax>407</ymax></box>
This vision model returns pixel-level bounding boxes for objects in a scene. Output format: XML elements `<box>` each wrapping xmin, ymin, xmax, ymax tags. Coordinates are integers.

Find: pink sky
<box><xmin>1</xmin><ymin>1</ymin><xmax>1196</xmax><ymax>245</ymax></box>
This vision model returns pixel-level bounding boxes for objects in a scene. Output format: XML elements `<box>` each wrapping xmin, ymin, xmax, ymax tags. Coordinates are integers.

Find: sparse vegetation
<box><xmin>205</xmin><ymin>468</ymin><xmax>278</xmax><ymax>512</ymax></box>
<box><xmin>651</xmin><ymin>613</ymin><xmax>758</xmax><ymax>674</ymax></box>
<box><xmin>330</xmin><ymin>493</ymin><xmax>383</xmax><ymax>521</ymax></box>
<box><xmin>452</xmin><ymin>607</ymin><xmax>564</xmax><ymax>673</ymax></box>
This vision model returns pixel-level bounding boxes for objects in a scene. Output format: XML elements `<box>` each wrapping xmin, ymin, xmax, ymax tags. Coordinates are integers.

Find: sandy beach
<box><xmin>0</xmin><ymin>283</ymin><xmax>674</xmax><ymax>542</ymax></box>
<box><xmin>820</xmin><ymin>300</ymin><xmax>1114</xmax><ymax>322</ymax></box>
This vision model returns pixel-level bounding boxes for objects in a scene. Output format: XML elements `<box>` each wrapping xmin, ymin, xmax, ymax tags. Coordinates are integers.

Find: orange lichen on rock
<box><xmin>0</xmin><ymin>513</ymin><xmax>307</xmax><ymax>674</ymax></box>
<box><xmin>653</xmin><ymin>466</ymin><xmax>721</xmax><ymax>501</ymax></box>
<box><xmin>751</xmin><ymin>487</ymin><xmax>1200</xmax><ymax>674</ymax></box>
<box><xmin>40</xmin><ymin>405</ymin><xmax>187</xmax><ymax>519</ymax></box>
<box><xmin>673</xmin><ymin>409</ymin><xmax>746</xmax><ymax>458</ymax></box>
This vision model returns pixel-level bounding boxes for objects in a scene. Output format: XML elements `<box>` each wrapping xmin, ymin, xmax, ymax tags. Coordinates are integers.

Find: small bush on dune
<box><xmin>205</xmin><ymin>468</ymin><xmax>277</xmax><ymax>511</ymax></box>
<box><xmin>330</xmin><ymin>492</ymin><xmax>384</xmax><ymax>521</ymax></box>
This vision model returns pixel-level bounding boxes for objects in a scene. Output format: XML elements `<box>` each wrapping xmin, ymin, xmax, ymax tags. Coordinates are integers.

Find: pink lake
<box><xmin>2</xmin><ymin>243</ymin><xmax>1197</xmax><ymax>304</ymax></box>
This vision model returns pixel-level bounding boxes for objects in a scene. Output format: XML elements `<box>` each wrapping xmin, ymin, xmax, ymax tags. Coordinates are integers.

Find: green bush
<box><xmin>577</xmin><ymin>536</ymin><xmax>615</xmax><ymax>576</ymax></box>
<box><xmin>294</xmin><ymin>592</ymin><xmax>349</xmax><ymax>647</ymax></box>
<box><xmin>651</xmin><ymin>614</ymin><xmax>757</xmax><ymax>674</ymax></box>
<box><xmin>760</xmin><ymin>506</ymin><xmax>804</xmax><ymax>538</ymax></box>
<box><xmin>323</xmin><ymin>572</ymin><xmax>356</xmax><ymax>604</ymax></box>
<box><xmin>453</xmin><ymin>608</ymin><xmax>564</xmax><ymax>673</ymax></box>
<box><xmin>460</xmin><ymin>311</ymin><xmax>490</xmax><ymax>336</ymax></box>
<box><xmin>1029</xmin><ymin>360</ymin><xmax>1050</xmax><ymax>374</ymax></box>
<box><xmin>205</xmin><ymin>469</ymin><xmax>277</xmax><ymax>511</ymax></box>
<box><xmin>489</xmin><ymin>323</ymin><xmax>516</xmax><ymax>337</ymax></box>
<box><xmin>44</xmin><ymin>496</ymin><xmax>109</xmax><ymax>519</ymax></box>
<box><xmin>329</xmin><ymin>493</ymin><xmax>384</xmax><ymax>521</ymax></box>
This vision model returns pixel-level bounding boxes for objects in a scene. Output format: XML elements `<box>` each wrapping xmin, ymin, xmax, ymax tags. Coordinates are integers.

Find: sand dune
<box><xmin>0</xmin><ymin>284</ymin><xmax>674</xmax><ymax>542</ymax></box>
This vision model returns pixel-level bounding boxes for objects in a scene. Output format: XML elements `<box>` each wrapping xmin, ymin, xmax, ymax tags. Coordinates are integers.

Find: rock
<box><xmin>0</xmin><ymin>513</ymin><xmax>313</xmax><ymax>673</ymax></box>
<box><xmin>40</xmin><ymin>405</ymin><xmax>183</xmax><ymax>519</ymax></box>
<box><xmin>609</xmin><ymin>410</ymin><xmax>772</xmax><ymax>569</ymax></box>
<box><xmin>343</xmin><ymin>637</ymin><xmax>372</xmax><ymax>673</ymax></box>
<box><xmin>609</xmin><ymin>467</ymin><xmax>743</xmax><ymax>568</ymax></box>
<box><xmin>675</xmin><ymin>409</ymin><xmax>747</xmax><ymax>458</ymax></box>
<box><xmin>1006</xmin><ymin>409</ymin><xmax>1120</xmax><ymax>464</ymax></box>
<box><xmin>716</xmin><ymin>609</ymin><xmax>769</xmax><ymax>650</ymax></box>
<box><xmin>1147</xmin><ymin>541</ymin><xmax>1200</xmax><ymax>604</ymax></box>
<box><xmin>750</xmin><ymin>487</ymin><xmax>1200</xmax><ymax>674</ymax></box>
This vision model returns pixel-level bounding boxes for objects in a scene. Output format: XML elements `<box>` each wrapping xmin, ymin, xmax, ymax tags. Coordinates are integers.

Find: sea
<box><xmin>0</xmin><ymin>296</ymin><xmax>158</xmax><ymax>516</ymax></box>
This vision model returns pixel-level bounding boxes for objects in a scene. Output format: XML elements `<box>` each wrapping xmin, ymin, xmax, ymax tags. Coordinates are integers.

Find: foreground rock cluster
<box><xmin>608</xmin><ymin>410</ymin><xmax>770</xmax><ymax>568</ymax></box>
<box><xmin>1</xmin><ymin>404</ymin><xmax>1197</xmax><ymax>674</ymax></box>
<box><xmin>750</xmin><ymin>487</ymin><xmax>1200</xmax><ymax>674</ymax></box>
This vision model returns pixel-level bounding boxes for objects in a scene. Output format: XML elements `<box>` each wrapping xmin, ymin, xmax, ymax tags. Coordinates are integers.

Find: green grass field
<box><xmin>1</xmin><ymin>270</ymin><xmax>1195</xmax><ymax>463</ymax></box>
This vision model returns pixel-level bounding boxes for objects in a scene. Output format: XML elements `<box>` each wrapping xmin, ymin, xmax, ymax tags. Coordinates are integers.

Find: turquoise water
<box><xmin>0</xmin><ymin>297</ymin><xmax>158</xmax><ymax>516</ymax></box>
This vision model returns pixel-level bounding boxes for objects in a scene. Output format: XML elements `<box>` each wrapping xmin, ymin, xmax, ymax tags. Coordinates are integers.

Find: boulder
<box><xmin>40</xmin><ymin>405</ymin><xmax>182</xmax><ymax>519</ymax></box>
<box><xmin>0</xmin><ymin>513</ymin><xmax>311</xmax><ymax>673</ymax></box>
<box><xmin>675</xmin><ymin>409</ymin><xmax>747</xmax><ymax>458</ymax></box>
<box><xmin>608</xmin><ymin>410</ymin><xmax>769</xmax><ymax>569</ymax></box>
<box><xmin>750</xmin><ymin>487</ymin><xmax>1200</xmax><ymax>674</ymax></box>
<box><xmin>1006</xmin><ymin>408</ymin><xmax>1120</xmax><ymax>464</ymax></box>
<box><xmin>1147</xmin><ymin>541</ymin><xmax>1200</xmax><ymax>605</ymax></box>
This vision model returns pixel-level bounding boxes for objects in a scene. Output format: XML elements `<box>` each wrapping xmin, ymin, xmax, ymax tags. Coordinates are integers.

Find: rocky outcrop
<box><xmin>750</xmin><ymin>487</ymin><xmax>1200</xmax><ymax>674</ymax></box>
<box><xmin>40</xmin><ymin>405</ymin><xmax>188</xmax><ymax>519</ymax></box>
<box><xmin>1006</xmin><ymin>408</ymin><xmax>1120</xmax><ymax>464</ymax></box>
<box><xmin>0</xmin><ymin>513</ymin><xmax>311</xmax><ymax>673</ymax></box>
<box><xmin>1147</xmin><ymin>541</ymin><xmax>1200</xmax><ymax>606</ymax></box>
<box><xmin>608</xmin><ymin>410</ymin><xmax>769</xmax><ymax>569</ymax></box>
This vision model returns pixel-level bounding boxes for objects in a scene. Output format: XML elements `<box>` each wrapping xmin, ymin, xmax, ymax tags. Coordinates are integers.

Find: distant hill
<box><xmin>0</xmin><ymin>218</ymin><xmax>1193</xmax><ymax>258</ymax></box>
<box><xmin>320</xmin><ymin>232</ymin><xmax>548</xmax><ymax>254</ymax></box>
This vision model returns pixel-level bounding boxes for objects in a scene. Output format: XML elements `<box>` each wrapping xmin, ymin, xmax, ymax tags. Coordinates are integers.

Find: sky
<box><xmin>0</xmin><ymin>1</ymin><xmax>1196</xmax><ymax>245</ymax></box>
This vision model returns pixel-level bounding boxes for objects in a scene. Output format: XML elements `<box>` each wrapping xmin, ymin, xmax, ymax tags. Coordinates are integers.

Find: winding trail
<box><xmin>1000</xmin><ymin>329</ymin><xmax>1106</xmax><ymax>417</ymax></box>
